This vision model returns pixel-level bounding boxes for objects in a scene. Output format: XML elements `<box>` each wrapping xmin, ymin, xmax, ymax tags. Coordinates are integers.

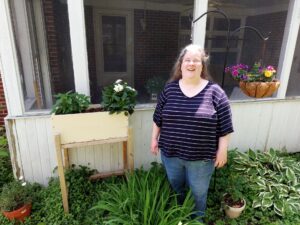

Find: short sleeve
<box><xmin>215</xmin><ymin>91</ymin><xmax>234</xmax><ymax>137</ymax></box>
<box><xmin>153</xmin><ymin>87</ymin><xmax>167</xmax><ymax>127</ymax></box>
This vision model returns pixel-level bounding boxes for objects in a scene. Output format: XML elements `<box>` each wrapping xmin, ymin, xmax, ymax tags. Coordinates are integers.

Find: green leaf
<box><xmin>262</xmin><ymin>198</ymin><xmax>273</xmax><ymax>208</ymax></box>
<box><xmin>286</xmin><ymin>167</ymin><xmax>297</xmax><ymax>185</ymax></box>
<box><xmin>248</xmin><ymin>149</ymin><xmax>257</xmax><ymax>160</ymax></box>
<box><xmin>252</xmin><ymin>199</ymin><xmax>261</xmax><ymax>208</ymax></box>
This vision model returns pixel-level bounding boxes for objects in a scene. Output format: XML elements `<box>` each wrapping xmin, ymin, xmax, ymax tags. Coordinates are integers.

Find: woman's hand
<box><xmin>151</xmin><ymin>123</ymin><xmax>160</xmax><ymax>155</ymax></box>
<box><xmin>151</xmin><ymin>138</ymin><xmax>159</xmax><ymax>155</ymax></box>
<box><xmin>215</xmin><ymin>134</ymin><xmax>230</xmax><ymax>168</ymax></box>
<box><xmin>214</xmin><ymin>148</ymin><xmax>227</xmax><ymax>168</ymax></box>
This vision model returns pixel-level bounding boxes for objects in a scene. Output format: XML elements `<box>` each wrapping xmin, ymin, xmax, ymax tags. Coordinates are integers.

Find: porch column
<box><xmin>0</xmin><ymin>0</ymin><xmax>24</xmax><ymax>116</ymax></box>
<box><xmin>67</xmin><ymin>0</ymin><xmax>90</xmax><ymax>96</ymax></box>
<box><xmin>192</xmin><ymin>0</ymin><xmax>208</xmax><ymax>47</ymax></box>
<box><xmin>276</xmin><ymin>0</ymin><xmax>300</xmax><ymax>98</ymax></box>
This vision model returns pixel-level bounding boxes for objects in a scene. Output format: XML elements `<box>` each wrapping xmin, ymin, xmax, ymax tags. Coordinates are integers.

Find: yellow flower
<box><xmin>264</xmin><ymin>70</ymin><xmax>273</xmax><ymax>78</ymax></box>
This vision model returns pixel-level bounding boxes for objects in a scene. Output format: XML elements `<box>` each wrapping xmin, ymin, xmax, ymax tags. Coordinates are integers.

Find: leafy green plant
<box><xmin>51</xmin><ymin>91</ymin><xmax>90</xmax><ymax>115</ymax></box>
<box><xmin>0</xmin><ymin>135</ymin><xmax>13</xmax><ymax>189</ymax></box>
<box><xmin>102</xmin><ymin>79</ymin><xmax>137</xmax><ymax>115</ymax></box>
<box><xmin>145</xmin><ymin>76</ymin><xmax>167</xmax><ymax>95</ymax></box>
<box><xmin>91</xmin><ymin>163</ymin><xmax>202</xmax><ymax>225</ymax></box>
<box><xmin>232</xmin><ymin>148</ymin><xmax>300</xmax><ymax>217</ymax></box>
<box><xmin>0</xmin><ymin>179</ymin><xmax>31</xmax><ymax>211</ymax></box>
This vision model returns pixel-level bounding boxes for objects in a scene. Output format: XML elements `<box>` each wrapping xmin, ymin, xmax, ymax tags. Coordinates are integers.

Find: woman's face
<box><xmin>181</xmin><ymin>49</ymin><xmax>203</xmax><ymax>80</ymax></box>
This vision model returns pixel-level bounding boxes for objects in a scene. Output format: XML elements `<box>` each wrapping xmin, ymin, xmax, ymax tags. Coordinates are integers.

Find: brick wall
<box><xmin>0</xmin><ymin>72</ymin><xmax>8</xmax><ymax>127</ymax></box>
<box><xmin>43</xmin><ymin>0</ymin><xmax>74</xmax><ymax>95</ymax></box>
<box><xmin>134</xmin><ymin>9</ymin><xmax>180</xmax><ymax>98</ymax></box>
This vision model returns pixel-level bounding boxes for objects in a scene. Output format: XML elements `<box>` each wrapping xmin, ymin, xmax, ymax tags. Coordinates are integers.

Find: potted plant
<box><xmin>225</xmin><ymin>62</ymin><xmax>280</xmax><ymax>98</ymax></box>
<box><xmin>145</xmin><ymin>76</ymin><xmax>167</xmax><ymax>101</ymax></box>
<box><xmin>51</xmin><ymin>79</ymin><xmax>137</xmax><ymax>145</ymax></box>
<box><xmin>222</xmin><ymin>168</ymin><xmax>246</xmax><ymax>219</ymax></box>
<box><xmin>0</xmin><ymin>178</ymin><xmax>32</xmax><ymax>222</ymax></box>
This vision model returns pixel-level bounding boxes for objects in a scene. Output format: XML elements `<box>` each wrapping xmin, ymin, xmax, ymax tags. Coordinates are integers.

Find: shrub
<box><xmin>0</xmin><ymin>179</ymin><xmax>31</xmax><ymax>211</ymax></box>
<box><xmin>0</xmin><ymin>135</ymin><xmax>13</xmax><ymax>189</ymax></box>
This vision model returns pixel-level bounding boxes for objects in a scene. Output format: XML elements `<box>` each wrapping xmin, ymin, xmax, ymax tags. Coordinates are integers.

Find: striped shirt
<box><xmin>153</xmin><ymin>80</ymin><xmax>234</xmax><ymax>161</ymax></box>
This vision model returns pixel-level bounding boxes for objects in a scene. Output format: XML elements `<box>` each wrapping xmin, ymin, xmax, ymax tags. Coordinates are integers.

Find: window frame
<box><xmin>1</xmin><ymin>0</ymin><xmax>300</xmax><ymax>117</ymax></box>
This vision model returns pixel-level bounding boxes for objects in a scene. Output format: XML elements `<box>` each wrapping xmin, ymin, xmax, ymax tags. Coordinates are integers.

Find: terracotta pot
<box><xmin>2</xmin><ymin>203</ymin><xmax>32</xmax><ymax>222</ymax></box>
<box><xmin>224</xmin><ymin>199</ymin><xmax>246</xmax><ymax>219</ymax></box>
<box><xmin>239</xmin><ymin>81</ymin><xmax>280</xmax><ymax>98</ymax></box>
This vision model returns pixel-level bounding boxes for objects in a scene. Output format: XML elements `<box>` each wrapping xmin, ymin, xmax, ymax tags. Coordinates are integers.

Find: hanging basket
<box><xmin>239</xmin><ymin>80</ymin><xmax>280</xmax><ymax>98</ymax></box>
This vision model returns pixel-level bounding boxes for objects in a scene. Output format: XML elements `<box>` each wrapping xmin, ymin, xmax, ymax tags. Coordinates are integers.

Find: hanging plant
<box><xmin>225</xmin><ymin>62</ymin><xmax>280</xmax><ymax>98</ymax></box>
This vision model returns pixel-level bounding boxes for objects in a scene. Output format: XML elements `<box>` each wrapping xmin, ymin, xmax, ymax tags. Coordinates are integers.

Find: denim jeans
<box><xmin>161</xmin><ymin>152</ymin><xmax>215</xmax><ymax>218</ymax></box>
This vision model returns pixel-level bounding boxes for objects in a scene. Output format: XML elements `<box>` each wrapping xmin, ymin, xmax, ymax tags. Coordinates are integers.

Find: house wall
<box><xmin>6</xmin><ymin>99</ymin><xmax>300</xmax><ymax>185</ymax></box>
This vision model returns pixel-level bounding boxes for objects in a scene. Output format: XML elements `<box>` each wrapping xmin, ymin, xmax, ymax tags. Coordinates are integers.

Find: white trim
<box><xmin>276</xmin><ymin>0</ymin><xmax>300</xmax><ymax>98</ymax></box>
<box><xmin>13</xmin><ymin>0</ymin><xmax>36</xmax><ymax>100</ymax></box>
<box><xmin>0</xmin><ymin>0</ymin><xmax>24</xmax><ymax>116</ymax></box>
<box><xmin>67</xmin><ymin>0</ymin><xmax>90</xmax><ymax>96</ymax></box>
<box><xmin>192</xmin><ymin>0</ymin><xmax>208</xmax><ymax>46</ymax></box>
<box><xmin>32</xmin><ymin>0</ymin><xmax>52</xmax><ymax>108</ymax></box>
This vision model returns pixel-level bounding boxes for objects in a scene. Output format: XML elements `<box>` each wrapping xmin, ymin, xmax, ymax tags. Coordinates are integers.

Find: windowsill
<box><xmin>6</xmin><ymin>96</ymin><xmax>300</xmax><ymax>120</ymax></box>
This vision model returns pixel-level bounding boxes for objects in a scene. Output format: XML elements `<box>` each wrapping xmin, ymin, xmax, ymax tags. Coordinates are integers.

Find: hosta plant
<box><xmin>232</xmin><ymin>148</ymin><xmax>300</xmax><ymax>217</ymax></box>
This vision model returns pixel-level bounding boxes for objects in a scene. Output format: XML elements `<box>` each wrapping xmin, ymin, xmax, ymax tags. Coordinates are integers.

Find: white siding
<box><xmin>6</xmin><ymin>99</ymin><xmax>300</xmax><ymax>185</ymax></box>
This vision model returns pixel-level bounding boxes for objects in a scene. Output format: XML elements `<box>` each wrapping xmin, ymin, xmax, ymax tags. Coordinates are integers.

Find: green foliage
<box><xmin>91</xmin><ymin>162</ymin><xmax>202</xmax><ymax>225</ymax></box>
<box><xmin>232</xmin><ymin>148</ymin><xmax>300</xmax><ymax>217</ymax></box>
<box><xmin>101</xmin><ymin>79</ymin><xmax>137</xmax><ymax>115</ymax></box>
<box><xmin>2</xmin><ymin>150</ymin><xmax>300</xmax><ymax>224</ymax></box>
<box><xmin>0</xmin><ymin>135</ymin><xmax>13</xmax><ymax>189</ymax></box>
<box><xmin>51</xmin><ymin>91</ymin><xmax>90</xmax><ymax>115</ymax></box>
<box><xmin>0</xmin><ymin>179</ymin><xmax>31</xmax><ymax>211</ymax></box>
<box><xmin>145</xmin><ymin>76</ymin><xmax>167</xmax><ymax>95</ymax></box>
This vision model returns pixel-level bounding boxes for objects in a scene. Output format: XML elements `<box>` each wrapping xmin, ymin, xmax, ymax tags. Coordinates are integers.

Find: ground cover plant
<box><xmin>0</xmin><ymin>135</ymin><xmax>13</xmax><ymax>190</ymax></box>
<box><xmin>1</xmin><ymin>148</ymin><xmax>300</xmax><ymax>224</ymax></box>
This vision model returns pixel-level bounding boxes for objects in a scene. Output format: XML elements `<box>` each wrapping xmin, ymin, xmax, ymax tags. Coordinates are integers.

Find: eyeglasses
<box><xmin>182</xmin><ymin>59</ymin><xmax>202</xmax><ymax>64</ymax></box>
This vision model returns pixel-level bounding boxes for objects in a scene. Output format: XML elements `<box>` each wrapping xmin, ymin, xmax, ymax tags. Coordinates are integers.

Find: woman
<box><xmin>151</xmin><ymin>44</ymin><xmax>234</xmax><ymax>219</ymax></box>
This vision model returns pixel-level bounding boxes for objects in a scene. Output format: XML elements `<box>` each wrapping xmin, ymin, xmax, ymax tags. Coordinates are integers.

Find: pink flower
<box><xmin>232</xmin><ymin>70</ymin><xmax>239</xmax><ymax>77</ymax></box>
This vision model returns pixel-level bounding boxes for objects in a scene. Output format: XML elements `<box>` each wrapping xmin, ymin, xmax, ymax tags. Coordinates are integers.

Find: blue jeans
<box><xmin>161</xmin><ymin>152</ymin><xmax>215</xmax><ymax>218</ymax></box>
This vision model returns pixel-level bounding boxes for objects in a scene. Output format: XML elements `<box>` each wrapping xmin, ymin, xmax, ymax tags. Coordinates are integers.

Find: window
<box><xmin>10</xmin><ymin>0</ymin><xmax>75</xmax><ymax>111</ymax></box>
<box><xmin>84</xmin><ymin>0</ymin><xmax>194</xmax><ymax>103</ymax></box>
<box><xmin>206</xmin><ymin>0</ymin><xmax>290</xmax><ymax>100</ymax></box>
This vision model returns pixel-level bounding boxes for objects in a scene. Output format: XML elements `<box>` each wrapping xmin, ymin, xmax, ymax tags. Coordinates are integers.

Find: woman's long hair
<box><xmin>169</xmin><ymin>44</ymin><xmax>210</xmax><ymax>82</ymax></box>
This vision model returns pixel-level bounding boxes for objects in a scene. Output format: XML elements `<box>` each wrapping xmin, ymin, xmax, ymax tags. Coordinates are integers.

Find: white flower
<box><xmin>22</xmin><ymin>182</ymin><xmax>27</xmax><ymax>186</ymax></box>
<box><xmin>113</xmin><ymin>84</ymin><xmax>124</xmax><ymax>92</ymax></box>
<box><xmin>126</xmin><ymin>86</ymin><xmax>135</xmax><ymax>92</ymax></box>
<box><xmin>115</xmin><ymin>79</ymin><xmax>122</xmax><ymax>84</ymax></box>
<box><xmin>19</xmin><ymin>176</ymin><xmax>23</xmax><ymax>180</ymax></box>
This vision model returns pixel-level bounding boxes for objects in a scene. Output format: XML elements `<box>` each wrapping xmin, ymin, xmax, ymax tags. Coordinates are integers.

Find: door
<box><xmin>94</xmin><ymin>9</ymin><xmax>133</xmax><ymax>88</ymax></box>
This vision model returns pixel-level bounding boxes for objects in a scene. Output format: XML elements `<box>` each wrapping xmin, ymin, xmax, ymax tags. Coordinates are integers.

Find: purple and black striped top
<box><xmin>153</xmin><ymin>80</ymin><xmax>234</xmax><ymax>161</ymax></box>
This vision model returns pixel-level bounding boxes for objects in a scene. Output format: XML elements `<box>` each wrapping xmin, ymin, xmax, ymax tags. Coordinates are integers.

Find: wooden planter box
<box><xmin>51</xmin><ymin>111</ymin><xmax>132</xmax><ymax>213</ymax></box>
<box><xmin>51</xmin><ymin>111</ymin><xmax>129</xmax><ymax>145</ymax></box>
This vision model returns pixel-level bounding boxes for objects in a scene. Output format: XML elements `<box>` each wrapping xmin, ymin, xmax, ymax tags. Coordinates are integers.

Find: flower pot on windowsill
<box><xmin>239</xmin><ymin>80</ymin><xmax>280</xmax><ymax>98</ymax></box>
<box><xmin>2</xmin><ymin>203</ymin><xmax>32</xmax><ymax>222</ymax></box>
